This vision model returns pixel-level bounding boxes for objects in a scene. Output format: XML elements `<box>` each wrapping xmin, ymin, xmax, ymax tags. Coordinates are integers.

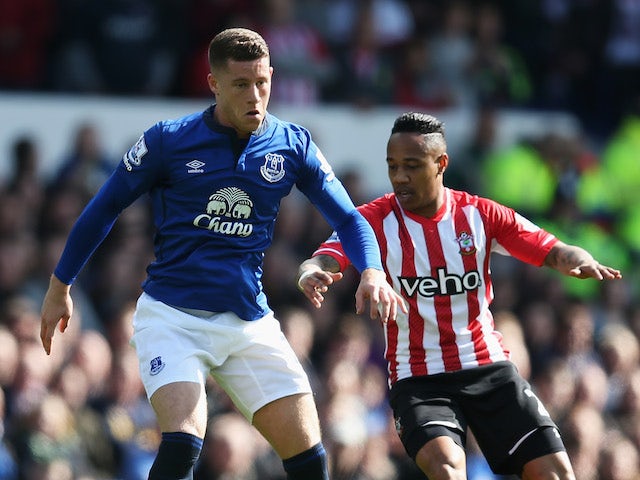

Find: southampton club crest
<box><xmin>260</xmin><ymin>153</ymin><xmax>286</xmax><ymax>183</ymax></box>
<box><xmin>456</xmin><ymin>231</ymin><xmax>477</xmax><ymax>255</ymax></box>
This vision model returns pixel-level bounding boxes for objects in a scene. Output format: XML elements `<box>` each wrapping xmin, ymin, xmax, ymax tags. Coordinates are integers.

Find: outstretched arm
<box><xmin>543</xmin><ymin>241</ymin><xmax>623</xmax><ymax>280</ymax></box>
<box><xmin>298</xmin><ymin>255</ymin><xmax>407</xmax><ymax>322</ymax></box>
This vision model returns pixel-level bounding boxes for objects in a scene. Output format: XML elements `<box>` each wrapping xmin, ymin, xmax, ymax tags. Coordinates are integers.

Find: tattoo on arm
<box><xmin>316</xmin><ymin>255</ymin><xmax>341</xmax><ymax>273</ymax></box>
<box><xmin>545</xmin><ymin>245</ymin><xmax>592</xmax><ymax>272</ymax></box>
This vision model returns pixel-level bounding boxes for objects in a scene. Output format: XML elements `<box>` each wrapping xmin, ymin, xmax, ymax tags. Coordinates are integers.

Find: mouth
<box><xmin>246</xmin><ymin>109</ymin><xmax>261</xmax><ymax>117</ymax></box>
<box><xmin>394</xmin><ymin>189</ymin><xmax>413</xmax><ymax>201</ymax></box>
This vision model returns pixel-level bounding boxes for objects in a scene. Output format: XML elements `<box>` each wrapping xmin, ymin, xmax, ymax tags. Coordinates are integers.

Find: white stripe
<box><xmin>423</xmin><ymin>420</ymin><xmax>461</xmax><ymax>431</ymax></box>
<box><xmin>382</xmin><ymin>212</ymin><xmax>410</xmax><ymax>379</ymax></box>
<box><xmin>440</xmin><ymin>213</ymin><xmax>478</xmax><ymax>367</ymax></box>
<box><xmin>509</xmin><ymin>428</ymin><xmax>538</xmax><ymax>455</ymax></box>
<box><xmin>315</xmin><ymin>246</ymin><xmax>345</xmax><ymax>259</ymax></box>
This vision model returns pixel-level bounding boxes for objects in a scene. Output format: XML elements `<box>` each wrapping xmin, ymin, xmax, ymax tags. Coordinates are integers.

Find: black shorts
<box><xmin>389</xmin><ymin>362</ymin><xmax>566</xmax><ymax>475</ymax></box>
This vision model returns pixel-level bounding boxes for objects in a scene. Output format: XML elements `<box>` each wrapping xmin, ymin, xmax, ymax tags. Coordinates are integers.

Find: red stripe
<box><xmin>375</xmin><ymin>221</ymin><xmax>400</xmax><ymax>383</ymax></box>
<box><xmin>452</xmin><ymin>206</ymin><xmax>489</xmax><ymax>365</ymax></box>
<box><xmin>390</xmin><ymin>201</ymin><xmax>427</xmax><ymax>378</ymax></box>
<box><xmin>423</xmin><ymin>219</ymin><xmax>461</xmax><ymax>372</ymax></box>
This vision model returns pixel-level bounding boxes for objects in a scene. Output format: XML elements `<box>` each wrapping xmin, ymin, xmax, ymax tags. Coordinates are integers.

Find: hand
<box><xmin>297</xmin><ymin>267</ymin><xmax>344</xmax><ymax>309</ymax></box>
<box><xmin>355</xmin><ymin>268</ymin><xmax>407</xmax><ymax>323</ymax></box>
<box><xmin>546</xmin><ymin>243</ymin><xmax>623</xmax><ymax>281</ymax></box>
<box><xmin>568</xmin><ymin>262</ymin><xmax>623</xmax><ymax>280</ymax></box>
<box><xmin>40</xmin><ymin>275</ymin><xmax>73</xmax><ymax>355</ymax></box>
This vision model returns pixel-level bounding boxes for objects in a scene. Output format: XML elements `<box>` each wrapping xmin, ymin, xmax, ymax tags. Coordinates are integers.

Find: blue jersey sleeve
<box><xmin>55</xmin><ymin>126</ymin><xmax>163</xmax><ymax>284</ymax></box>
<box><xmin>54</xmin><ymin>171</ymin><xmax>141</xmax><ymax>284</ymax></box>
<box><xmin>296</xmin><ymin>139</ymin><xmax>382</xmax><ymax>273</ymax></box>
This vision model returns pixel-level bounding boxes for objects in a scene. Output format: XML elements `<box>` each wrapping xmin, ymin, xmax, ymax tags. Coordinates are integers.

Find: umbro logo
<box><xmin>186</xmin><ymin>159</ymin><xmax>205</xmax><ymax>173</ymax></box>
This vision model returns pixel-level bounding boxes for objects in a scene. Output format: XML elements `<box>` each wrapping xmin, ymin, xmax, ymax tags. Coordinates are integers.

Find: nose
<box><xmin>247</xmin><ymin>84</ymin><xmax>260</xmax><ymax>103</ymax></box>
<box><xmin>390</xmin><ymin>168</ymin><xmax>409</xmax><ymax>184</ymax></box>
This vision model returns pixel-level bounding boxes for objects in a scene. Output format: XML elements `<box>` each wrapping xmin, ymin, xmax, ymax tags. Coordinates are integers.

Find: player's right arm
<box><xmin>41</xmin><ymin>128</ymin><xmax>162</xmax><ymax>355</ymax></box>
<box><xmin>40</xmin><ymin>171</ymin><xmax>137</xmax><ymax>355</ymax></box>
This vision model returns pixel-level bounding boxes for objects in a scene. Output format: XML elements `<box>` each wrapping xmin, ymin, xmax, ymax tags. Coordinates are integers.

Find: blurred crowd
<box><xmin>1</xmin><ymin>0</ymin><xmax>640</xmax><ymax>479</ymax></box>
<box><xmin>2</xmin><ymin>0</ymin><xmax>640</xmax><ymax>139</ymax></box>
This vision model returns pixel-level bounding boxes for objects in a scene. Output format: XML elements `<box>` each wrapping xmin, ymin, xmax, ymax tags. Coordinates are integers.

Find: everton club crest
<box><xmin>456</xmin><ymin>231</ymin><xmax>477</xmax><ymax>255</ymax></box>
<box><xmin>260</xmin><ymin>153</ymin><xmax>286</xmax><ymax>183</ymax></box>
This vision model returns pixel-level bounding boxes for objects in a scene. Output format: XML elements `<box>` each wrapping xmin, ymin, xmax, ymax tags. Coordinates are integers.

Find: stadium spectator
<box><xmin>597</xmin><ymin>430</ymin><xmax>640</xmax><ymax>480</ymax></box>
<box><xmin>392</xmin><ymin>34</ymin><xmax>457</xmax><ymax>110</ymax></box>
<box><xmin>324</xmin><ymin>0</ymin><xmax>414</xmax><ymax>50</ymax></box>
<box><xmin>427</xmin><ymin>0</ymin><xmax>475</xmax><ymax>108</ymax></box>
<box><xmin>179</xmin><ymin>0</ymin><xmax>256</xmax><ymax>97</ymax></box>
<box><xmin>51</xmin><ymin>0</ymin><xmax>184</xmax><ymax>96</ymax></box>
<box><xmin>466</xmin><ymin>2</ymin><xmax>533</xmax><ymax>108</ymax></box>
<box><xmin>256</xmin><ymin>0</ymin><xmax>337</xmax><ymax>106</ymax></box>
<box><xmin>0</xmin><ymin>0</ymin><xmax>56</xmax><ymax>90</ymax></box>
<box><xmin>52</xmin><ymin>122</ymin><xmax>116</xmax><ymax>197</ymax></box>
<box><xmin>5</xmin><ymin>135</ymin><xmax>44</xmax><ymax>216</ymax></box>
<box><xmin>597</xmin><ymin>323</ymin><xmax>640</xmax><ymax>411</ymax></box>
<box><xmin>194</xmin><ymin>411</ymin><xmax>276</xmax><ymax>480</ymax></box>
<box><xmin>600</xmin><ymin>0</ymin><xmax>640</xmax><ymax>134</ymax></box>
<box><xmin>561</xmin><ymin>402</ymin><xmax>605</xmax><ymax>480</ymax></box>
<box><xmin>323</xmin><ymin>1</ymin><xmax>395</xmax><ymax>107</ymax></box>
<box><xmin>479</xmin><ymin>135</ymin><xmax>557</xmax><ymax>219</ymax></box>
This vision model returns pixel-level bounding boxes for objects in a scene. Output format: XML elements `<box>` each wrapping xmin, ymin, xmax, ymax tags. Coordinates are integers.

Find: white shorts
<box><xmin>130</xmin><ymin>292</ymin><xmax>312</xmax><ymax>421</ymax></box>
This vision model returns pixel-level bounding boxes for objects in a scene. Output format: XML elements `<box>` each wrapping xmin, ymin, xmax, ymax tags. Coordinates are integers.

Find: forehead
<box><xmin>219</xmin><ymin>56</ymin><xmax>271</xmax><ymax>79</ymax></box>
<box><xmin>387</xmin><ymin>132</ymin><xmax>430</xmax><ymax>157</ymax></box>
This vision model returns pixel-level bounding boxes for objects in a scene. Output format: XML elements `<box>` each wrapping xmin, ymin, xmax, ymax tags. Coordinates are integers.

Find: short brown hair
<box><xmin>208</xmin><ymin>28</ymin><xmax>270</xmax><ymax>71</ymax></box>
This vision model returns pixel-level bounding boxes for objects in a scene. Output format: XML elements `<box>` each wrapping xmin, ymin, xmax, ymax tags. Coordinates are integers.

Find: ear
<box><xmin>438</xmin><ymin>153</ymin><xmax>449</xmax><ymax>174</ymax></box>
<box><xmin>207</xmin><ymin>73</ymin><xmax>218</xmax><ymax>95</ymax></box>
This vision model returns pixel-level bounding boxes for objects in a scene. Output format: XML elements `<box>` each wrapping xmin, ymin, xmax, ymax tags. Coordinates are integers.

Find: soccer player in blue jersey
<box><xmin>39</xmin><ymin>28</ymin><xmax>405</xmax><ymax>480</ymax></box>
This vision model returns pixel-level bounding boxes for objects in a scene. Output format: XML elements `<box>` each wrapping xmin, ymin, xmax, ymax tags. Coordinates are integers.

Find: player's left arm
<box><xmin>543</xmin><ymin>241</ymin><xmax>623</xmax><ymax>280</ymax></box>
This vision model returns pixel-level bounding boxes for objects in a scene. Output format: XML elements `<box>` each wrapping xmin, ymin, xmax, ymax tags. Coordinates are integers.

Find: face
<box><xmin>386</xmin><ymin>132</ymin><xmax>448</xmax><ymax>217</ymax></box>
<box><xmin>207</xmin><ymin>56</ymin><xmax>273</xmax><ymax>138</ymax></box>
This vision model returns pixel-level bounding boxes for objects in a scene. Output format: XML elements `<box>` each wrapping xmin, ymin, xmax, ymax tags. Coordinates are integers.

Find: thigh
<box><xmin>150</xmin><ymin>381</ymin><xmax>208</xmax><ymax>438</ymax></box>
<box><xmin>415</xmin><ymin>436</ymin><xmax>467</xmax><ymax>479</ymax></box>
<box><xmin>461</xmin><ymin>363</ymin><xmax>559</xmax><ymax>474</ymax></box>
<box><xmin>131</xmin><ymin>293</ymin><xmax>215</xmax><ymax>400</ymax></box>
<box><xmin>213</xmin><ymin>313</ymin><xmax>312</xmax><ymax>421</ymax></box>
<box><xmin>389</xmin><ymin>377</ymin><xmax>467</xmax><ymax>460</ymax></box>
<box><xmin>522</xmin><ymin>450</ymin><xmax>574</xmax><ymax>480</ymax></box>
<box><xmin>252</xmin><ymin>392</ymin><xmax>321</xmax><ymax>459</ymax></box>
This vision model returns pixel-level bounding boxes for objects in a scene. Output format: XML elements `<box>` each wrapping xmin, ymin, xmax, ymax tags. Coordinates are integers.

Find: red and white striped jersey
<box><xmin>313</xmin><ymin>188</ymin><xmax>558</xmax><ymax>385</ymax></box>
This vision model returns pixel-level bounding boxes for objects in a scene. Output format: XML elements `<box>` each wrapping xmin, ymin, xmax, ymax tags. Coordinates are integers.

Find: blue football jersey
<box><xmin>55</xmin><ymin>106</ymin><xmax>381</xmax><ymax>320</ymax></box>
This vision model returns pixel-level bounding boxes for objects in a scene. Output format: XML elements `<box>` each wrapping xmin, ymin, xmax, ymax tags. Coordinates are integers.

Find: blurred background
<box><xmin>0</xmin><ymin>0</ymin><xmax>639</xmax><ymax>479</ymax></box>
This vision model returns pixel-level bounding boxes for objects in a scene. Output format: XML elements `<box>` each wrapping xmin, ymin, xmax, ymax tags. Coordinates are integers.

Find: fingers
<box><xmin>570</xmin><ymin>264</ymin><xmax>623</xmax><ymax>280</ymax></box>
<box><xmin>40</xmin><ymin>328</ymin><xmax>51</xmax><ymax>355</ymax></box>
<box><xmin>364</xmin><ymin>285</ymin><xmax>404</xmax><ymax>324</ymax></box>
<box><xmin>40</xmin><ymin>314</ymin><xmax>70</xmax><ymax>355</ymax></box>
<box><xmin>59</xmin><ymin>317</ymin><xmax>70</xmax><ymax>333</ymax></box>
<box><xmin>603</xmin><ymin>266</ymin><xmax>623</xmax><ymax>279</ymax></box>
<box><xmin>298</xmin><ymin>270</ymin><xmax>342</xmax><ymax>308</ymax></box>
<box><xmin>40</xmin><ymin>320</ymin><xmax>54</xmax><ymax>355</ymax></box>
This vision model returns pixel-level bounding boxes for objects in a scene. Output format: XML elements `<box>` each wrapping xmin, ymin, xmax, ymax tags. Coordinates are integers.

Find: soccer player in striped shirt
<box><xmin>297</xmin><ymin>112</ymin><xmax>622</xmax><ymax>479</ymax></box>
<box><xmin>40</xmin><ymin>28</ymin><xmax>403</xmax><ymax>480</ymax></box>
